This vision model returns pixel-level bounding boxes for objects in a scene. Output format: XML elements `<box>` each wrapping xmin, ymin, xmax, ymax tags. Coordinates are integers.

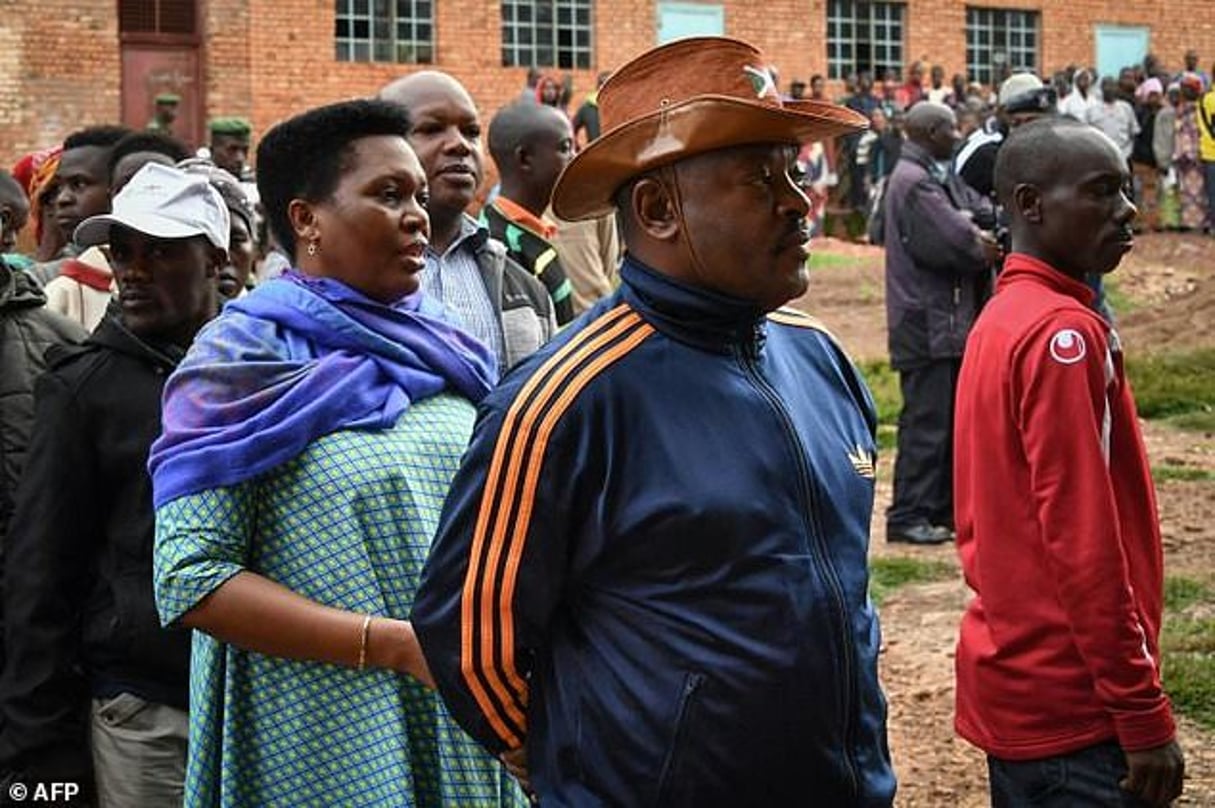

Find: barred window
<box><xmin>826</xmin><ymin>1</ymin><xmax>905</xmax><ymax>81</ymax></box>
<box><xmin>501</xmin><ymin>1</ymin><xmax>593</xmax><ymax>69</ymax></box>
<box><xmin>966</xmin><ymin>7</ymin><xmax>1039</xmax><ymax>87</ymax></box>
<box><xmin>119</xmin><ymin>0</ymin><xmax>197</xmax><ymax>35</ymax></box>
<box><xmin>335</xmin><ymin>0</ymin><xmax>434</xmax><ymax>63</ymax></box>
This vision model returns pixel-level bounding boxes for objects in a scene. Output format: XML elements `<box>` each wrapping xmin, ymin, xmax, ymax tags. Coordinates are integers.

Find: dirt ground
<box><xmin>790</xmin><ymin>233</ymin><xmax>1215</xmax><ymax>806</ymax></box>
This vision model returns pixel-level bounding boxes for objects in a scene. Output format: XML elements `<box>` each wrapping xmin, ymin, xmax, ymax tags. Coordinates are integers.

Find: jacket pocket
<box><xmin>655</xmin><ymin>672</ymin><xmax>705</xmax><ymax>805</ymax></box>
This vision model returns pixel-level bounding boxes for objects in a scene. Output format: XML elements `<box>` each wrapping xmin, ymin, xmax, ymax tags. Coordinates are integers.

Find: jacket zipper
<box><xmin>735</xmin><ymin>339</ymin><xmax>860</xmax><ymax>800</ymax></box>
<box><xmin>655</xmin><ymin>672</ymin><xmax>706</xmax><ymax>804</ymax></box>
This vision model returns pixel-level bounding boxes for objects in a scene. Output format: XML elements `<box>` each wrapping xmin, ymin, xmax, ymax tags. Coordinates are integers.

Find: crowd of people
<box><xmin>0</xmin><ymin>33</ymin><xmax>1193</xmax><ymax>808</ymax></box>
<box><xmin>791</xmin><ymin>51</ymin><xmax>1215</xmax><ymax>241</ymax></box>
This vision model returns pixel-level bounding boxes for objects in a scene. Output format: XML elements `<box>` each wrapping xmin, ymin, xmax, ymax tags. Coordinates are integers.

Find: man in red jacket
<box><xmin>953</xmin><ymin>116</ymin><xmax>1185</xmax><ymax>807</ymax></box>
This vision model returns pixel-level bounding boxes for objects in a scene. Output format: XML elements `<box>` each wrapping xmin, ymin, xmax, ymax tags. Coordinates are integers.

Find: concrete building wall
<box><xmin>1</xmin><ymin>1</ymin><xmax>1213</xmax><ymax>160</ymax></box>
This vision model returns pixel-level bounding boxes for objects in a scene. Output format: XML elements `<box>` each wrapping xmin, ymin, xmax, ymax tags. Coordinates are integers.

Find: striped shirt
<box><xmin>420</xmin><ymin>217</ymin><xmax>507</xmax><ymax>371</ymax></box>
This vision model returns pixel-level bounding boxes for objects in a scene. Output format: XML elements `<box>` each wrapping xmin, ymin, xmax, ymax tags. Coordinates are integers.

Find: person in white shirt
<box><xmin>1059</xmin><ymin>69</ymin><xmax>1099</xmax><ymax>121</ymax></box>
<box><xmin>1087</xmin><ymin>77</ymin><xmax>1140</xmax><ymax>162</ymax></box>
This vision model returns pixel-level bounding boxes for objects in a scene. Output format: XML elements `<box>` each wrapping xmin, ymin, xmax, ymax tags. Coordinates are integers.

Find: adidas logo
<box><xmin>847</xmin><ymin>444</ymin><xmax>876</xmax><ymax>479</ymax></box>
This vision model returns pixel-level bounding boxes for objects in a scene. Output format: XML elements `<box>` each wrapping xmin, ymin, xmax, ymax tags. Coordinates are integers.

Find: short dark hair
<box><xmin>256</xmin><ymin>99</ymin><xmax>411</xmax><ymax>262</ymax></box>
<box><xmin>994</xmin><ymin>116</ymin><xmax>1091</xmax><ymax>206</ymax></box>
<box><xmin>108</xmin><ymin>132</ymin><xmax>191</xmax><ymax>182</ymax></box>
<box><xmin>488</xmin><ymin>100</ymin><xmax>552</xmax><ymax>175</ymax></box>
<box><xmin>63</xmin><ymin>125</ymin><xmax>132</xmax><ymax>153</ymax></box>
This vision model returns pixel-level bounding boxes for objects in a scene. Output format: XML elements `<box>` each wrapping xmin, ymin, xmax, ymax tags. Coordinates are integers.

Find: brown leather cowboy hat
<box><xmin>551</xmin><ymin>37</ymin><xmax>868</xmax><ymax>221</ymax></box>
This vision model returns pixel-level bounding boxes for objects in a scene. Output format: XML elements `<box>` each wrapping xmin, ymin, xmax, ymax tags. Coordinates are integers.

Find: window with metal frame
<box><xmin>826</xmin><ymin>1</ymin><xmax>905</xmax><ymax>81</ymax></box>
<box><xmin>119</xmin><ymin>0</ymin><xmax>197</xmax><ymax>35</ymax></box>
<box><xmin>334</xmin><ymin>0</ymin><xmax>434</xmax><ymax>64</ymax></box>
<box><xmin>966</xmin><ymin>7</ymin><xmax>1039</xmax><ymax>87</ymax></box>
<box><xmin>501</xmin><ymin>1</ymin><xmax>593</xmax><ymax>69</ymax></box>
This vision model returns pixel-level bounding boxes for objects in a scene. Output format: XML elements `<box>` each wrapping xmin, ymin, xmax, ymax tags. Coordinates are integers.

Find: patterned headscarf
<box><xmin>13</xmin><ymin>146</ymin><xmax>64</xmax><ymax>244</ymax></box>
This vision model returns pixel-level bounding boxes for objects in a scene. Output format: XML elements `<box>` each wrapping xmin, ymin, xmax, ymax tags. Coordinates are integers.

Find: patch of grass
<box><xmin>1153</xmin><ymin>465</ymin><xmax>1215</xmax><ymax>483</ymax></box>
<box><xmin>1163</xmin><ymin>410</ymin><xmax>1215</xmax><ymax>434</ymax></box>
<box><xmin>1102</xmin><ymin>275</ymin><xmax>1138</xmax><ymax>316</ymax></box>
<box><xmin>1125</xmin><ymin>350</ymin><xmax>1215</xmax><ymax>420</ymax></box>
<box><xmin>1164</xmin><ymin>655</ymin><xmax>1215</xmax><ymax>729</ymax></box>
<box><xmin>856</xmin><ymin>359</ymin><xmax>901</xmax><ymax>427</ymax></box>
<box><xmin>1165</xmin><ymin>576</ymin><xmax>1211</xmax><ymax>611</ymax></box>
<box><xmin>1162</xmin><ymin>576</ymin><xmax>1215</xmax><ymax>731</ymax></box>
<box><xmin>869</xmin><ymin>556</ymin><xmax>955</xmax><ymax>605</ymax></box>
<box><xmin>808</xmin><ymin>251</ymin><xmax>867</xmax><ymax>271</ymax></box>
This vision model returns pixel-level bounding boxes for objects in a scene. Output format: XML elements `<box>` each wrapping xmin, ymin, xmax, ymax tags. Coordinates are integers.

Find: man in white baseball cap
<box><xmin>0</xmin><ymin>161</ymin><xmax>225</xmax><ymax>805</ymax></box>
<box><xmin>74</xmin><ymin>161</ymin><xmax>227</xmax><ymax>343</ymax></box>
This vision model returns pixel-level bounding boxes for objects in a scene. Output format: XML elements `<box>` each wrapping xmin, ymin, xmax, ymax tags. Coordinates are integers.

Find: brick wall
<box><xmin>904</xmin><ymin>0</ymin><xmax>1215</xmax><ymax>88</ymax></box>
<box><xmin>0</xmin><ymin>3</ymin><xmax>120</xmax><ymax>159</ymax></box>
<box><xmin>2</xmin><ymin>1</ymin><xmax>1214</xmax><ymax>165</ymax></box>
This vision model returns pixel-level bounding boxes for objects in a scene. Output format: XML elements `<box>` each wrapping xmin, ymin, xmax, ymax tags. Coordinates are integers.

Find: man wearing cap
<box><xmin>411</xmin><ymin>37</ymin><xmax>895</xmax><ymax>806</ymax></box>
<box><xmin>146</xmin><ymin>93</ymin><xmax>180</xmax><ymax>136</ymax></box>
<box><xmin>955</xmin><ymin>72</ymin><xmax>1055</xmax><ymax>199</ymax></box>
<box><xmin>42</xmin><ymin>130</ymin><xmax>192</xmax><ymax>332</ymax></box>
<box><xmin>207</xmin><ymin>117</ymin><xmax>253</xmax><ymax>181</ymax></box>
<box><xmin>0</xmin><ymin>163</ymin><xmax>225</xmax><ymax>806</ymax></box>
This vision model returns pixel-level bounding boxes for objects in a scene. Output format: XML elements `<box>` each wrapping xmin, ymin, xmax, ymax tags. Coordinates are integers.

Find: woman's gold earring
<box><xmin>307</xmin><ymin>241</ymin><xmax>318</xmax><ymax>257</ymax></box>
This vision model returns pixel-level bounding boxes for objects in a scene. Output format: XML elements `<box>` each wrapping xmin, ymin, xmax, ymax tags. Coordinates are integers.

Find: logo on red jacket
<box><xmin>1049</xmin><ymin>329</ymin><xmax>1087</xmax><ymax>365</ymax></box>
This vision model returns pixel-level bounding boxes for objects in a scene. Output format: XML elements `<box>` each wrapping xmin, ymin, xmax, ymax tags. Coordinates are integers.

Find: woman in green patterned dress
<box><xmin>150</xmin><ymin>100</ymin><xmax>525</xmax><ymax>807</ymax></box>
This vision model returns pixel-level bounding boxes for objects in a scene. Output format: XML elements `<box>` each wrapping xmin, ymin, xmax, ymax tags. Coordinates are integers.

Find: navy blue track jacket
<box><xmin>413</xmin><ymin>257</ymin><xmax>896</xmax><ymax>806</ymax></box>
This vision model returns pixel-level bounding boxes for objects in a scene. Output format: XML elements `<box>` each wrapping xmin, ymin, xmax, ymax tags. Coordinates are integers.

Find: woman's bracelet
<box><xmin>357</xmin><ymin>614</ymin><xmax>373</xmax><ymax>671</ymax></box>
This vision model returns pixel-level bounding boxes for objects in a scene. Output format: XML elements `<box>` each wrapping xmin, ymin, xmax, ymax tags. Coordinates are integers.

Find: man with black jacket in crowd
<box><xmin>883</xmin><ymin>102</ymin><xmax>999</xmax><ymax>545</ymax></box>
<box><xmin>0</xmin><ymin>164</ymin><xmax>225</xmax><ymax>805</ymax></box>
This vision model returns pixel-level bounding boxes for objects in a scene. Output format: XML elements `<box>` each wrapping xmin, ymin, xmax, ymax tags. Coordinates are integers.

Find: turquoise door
<box><xmin>656</xmin><ymin>2</ymin><xmax>725</xmax><ymax>44</ymax></box>
<box><xmin>1094</xmin><ymin>25</ymin><xmax>1149</xmax><ymax>81</ymax></box>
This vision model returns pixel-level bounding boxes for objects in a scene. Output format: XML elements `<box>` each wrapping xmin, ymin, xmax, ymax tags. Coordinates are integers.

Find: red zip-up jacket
<box><xmin>953</xmin><ymin>252</ymin><xmax>1175</xmax><ymax>760</ymax></box>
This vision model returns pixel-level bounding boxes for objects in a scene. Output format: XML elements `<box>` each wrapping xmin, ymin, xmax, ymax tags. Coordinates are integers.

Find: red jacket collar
<box><xmin>998</xmin><ymin>252</ymin><xmax>1096</xmax><ymax>308</ymax></box>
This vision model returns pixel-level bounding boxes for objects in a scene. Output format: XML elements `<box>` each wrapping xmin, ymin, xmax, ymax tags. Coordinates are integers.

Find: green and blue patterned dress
<box><xmin>154</xmin><ymin>394</ymin><xmax>526</xmax><ymax>807</ymax></box>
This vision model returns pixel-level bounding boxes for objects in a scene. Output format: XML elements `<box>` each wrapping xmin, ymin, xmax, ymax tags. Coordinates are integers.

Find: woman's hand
<box><xmin>367</xmin><ymin>618</ymin><xmax>435</xmax><ymax>687</ymax></box>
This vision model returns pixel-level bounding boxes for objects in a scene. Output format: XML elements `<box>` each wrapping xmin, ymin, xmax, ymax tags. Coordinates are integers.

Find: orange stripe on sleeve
<box><xmin>496</xmin><ymin>323</ymin><xmax>656</xmax><ymax>692</ymax></box>
<box><xmin>458</xmin><ymin>304</ymin><xmax>642</xmax><ymax>747</ymax></box>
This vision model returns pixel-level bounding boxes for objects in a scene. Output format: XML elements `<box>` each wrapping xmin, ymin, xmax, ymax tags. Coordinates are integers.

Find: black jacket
<box><xmin>483</xmin><ymin>200</ymin><xmax>576</xmax><ymax>325</ymax></box>
<box><xmin>0</xmin><ymin>310</ymin><xmax>191</xmax><ymax>783</ymax></box>
<box><xmin>884</xmin><ymin>141</ymin><xmax>993</xmax><ymax>369</ymax></box>
<box><xmin>0</xmin><ymin>262</ymin><xmax>87</xmax><ymax>540</ymax></box>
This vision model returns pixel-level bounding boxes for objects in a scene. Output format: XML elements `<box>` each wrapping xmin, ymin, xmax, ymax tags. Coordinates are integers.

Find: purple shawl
<box><xmin>149</xmin><ymin>270</ymin><xmax>497</xmax><ymax>508</ymax></box>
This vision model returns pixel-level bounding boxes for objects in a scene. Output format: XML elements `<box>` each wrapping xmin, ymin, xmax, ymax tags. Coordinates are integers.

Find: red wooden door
<box><xmin>118</xmin><ymin>0</ymin><xmax>203</xmax><ymax>149</ymax></box>
<box><xmin>121</xmin><ymin>46</ymin><xmax>203</xmax><ymax>148</ymax></box>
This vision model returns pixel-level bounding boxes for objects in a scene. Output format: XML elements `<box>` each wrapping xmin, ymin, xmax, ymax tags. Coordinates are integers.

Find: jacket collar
<box><xmin>90</xmin><ymin>303</ymin><xmax>186</xmax><ymax>371</ymax></box>
<box><xmin>490</xmin><ymin>196</ymin><xmax>557</xmax><ymax>240</ymax></box>
<box><xmin>998</xmin><ymin>252</ymin><xmax>1097</xmax><ymax>308</ymax></box>
<box><xmin>0</xmin><ymin>258</ymin><xmax>48</xmax><ymax>310</ymax></box>
<box><xmin>900</xmin><ymin>140</ymin><xmax>951</xmax><ymax>182</ymax></box>
<box><xmin>620</xmin><ymin>255</ymin><xmax>766</xmax><ymax>355</ymax></box>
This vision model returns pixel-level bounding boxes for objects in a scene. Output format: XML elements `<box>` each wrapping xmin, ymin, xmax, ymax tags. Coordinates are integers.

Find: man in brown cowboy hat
<box><xmin>411</xmin><ymin>37</ymin><xmax>895</xmax><ymax>806</ymax></box>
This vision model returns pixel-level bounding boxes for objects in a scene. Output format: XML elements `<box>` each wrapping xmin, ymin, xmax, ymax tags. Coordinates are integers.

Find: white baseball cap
<box><xmin>998</xmin><ymin>73</ymin><xmax>1045</xmax><ymax>107</ymax></box>
<box><xmin>75</xmin><ymin>162</ymin><xmax>230</xmax><ymax>250</ymax></box>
